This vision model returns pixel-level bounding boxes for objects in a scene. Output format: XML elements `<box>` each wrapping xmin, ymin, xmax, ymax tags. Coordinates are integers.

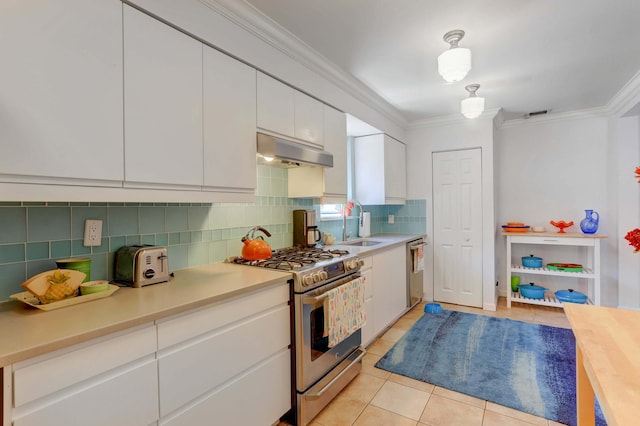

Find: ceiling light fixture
<box><xmin>461</xmin><ymin>84</ymin><xmax>485</xmax><ymax>119</ymax></box>
<box><xmin>437</xmin><ymin>30</ymin><xmax>471</xmax><ymax>83</ymax></box>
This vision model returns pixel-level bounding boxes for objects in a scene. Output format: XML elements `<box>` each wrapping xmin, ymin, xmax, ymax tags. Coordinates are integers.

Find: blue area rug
<box><xmin>375</xmin><ymin>310</ymin><xmax>606</xmax><ymax>426</ymax></box>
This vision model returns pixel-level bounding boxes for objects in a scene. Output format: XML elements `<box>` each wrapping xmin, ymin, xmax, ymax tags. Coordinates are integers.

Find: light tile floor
<box><xmin>291</xmin><ymin>297</ymin><xmax>571</xmax><ymax>426</ymax></box>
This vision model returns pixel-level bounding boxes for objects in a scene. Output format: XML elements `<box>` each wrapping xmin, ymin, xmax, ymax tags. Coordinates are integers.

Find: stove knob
<box><xmin>303</xmin><ymin>275</ymin><xmax>314</xmax><ymax>286</ymax></box>
<box><xmin>346</xmin><ymin>259</ymin><xmax>363</xmax><ymax>270</ymax></box>
<box><xmin>320</xmin><ymin>271</ymin><xmax>328</xmax><ymax>280</ymax></box>
<box><xmin>313</xmin><ymin>272</ymin><xmax>323</xmax><ymax>283</ymax></box>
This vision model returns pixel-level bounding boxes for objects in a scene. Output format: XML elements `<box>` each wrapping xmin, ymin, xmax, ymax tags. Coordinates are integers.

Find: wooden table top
<box><xmin>563</xmin><ymin>303</ymin><xmax>640</xmax><ymax>426</ymax></box>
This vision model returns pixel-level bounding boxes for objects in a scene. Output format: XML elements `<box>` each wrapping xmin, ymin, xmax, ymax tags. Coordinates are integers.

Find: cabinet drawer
<box><xmin>508</xmin><ymin>235</ymin><xmax>596</xmax><ymax>247</ymax></box>
<box><xmin>13</xmin><ymin>359</ymin><xmax>158</xmax><ymax>426</ymax></box>
<box><xmin>13</xmin><ymin>324</ymin><xmax>156</xmax><ymax>407</ymax></box>
<box><xmin>361</xmin><ymin>256</ymin><xmax>373</xmax><ymax>270</ymax></box>
<box><xmin>157</xmin><ymin>304</ymin><xmax>290</xmax><ymax>416</ymax></box>
<box><xmin>160</xmin><ymin>349</ymin><xmax>290</xmax><ymax>426</ymax></box>
<box><xmin>156</xmin><ymin>283</ymin><xmax>289</xmax><ymax>350</ymax></box>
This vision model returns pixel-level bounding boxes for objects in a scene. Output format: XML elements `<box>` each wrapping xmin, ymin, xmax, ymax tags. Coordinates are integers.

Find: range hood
<box><xmin>257</xmin><ymin>132</ymin><xmax>333</xmax><ymax>168</ymax></box>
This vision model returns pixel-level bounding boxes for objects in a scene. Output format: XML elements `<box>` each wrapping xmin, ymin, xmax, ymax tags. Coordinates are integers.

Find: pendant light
<box><xmin>460</xmin><ymin>84</ymin><xmax>485</xmax><ymax>119</ymax></box>
<box><xmin>437</xmin><ymin>30</ymin><xmax>471</xmax><ymax>83</ymax></box>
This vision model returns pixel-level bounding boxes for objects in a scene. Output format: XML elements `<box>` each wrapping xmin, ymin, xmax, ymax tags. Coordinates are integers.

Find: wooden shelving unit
<box><xmin>503</xmin><ymin>231</ymin><xmax>606</xmax><ymax>308</ymax></box>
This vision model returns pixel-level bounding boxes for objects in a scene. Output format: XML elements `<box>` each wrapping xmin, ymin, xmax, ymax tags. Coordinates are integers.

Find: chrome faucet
<box><xmin>342</xmin><ymin>200</ymin><xmax>364</xmax><ymax>241</ymax></box>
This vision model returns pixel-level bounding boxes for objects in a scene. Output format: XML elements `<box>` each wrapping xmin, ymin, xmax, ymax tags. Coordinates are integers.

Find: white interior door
<box><xmin>433</xmin><ymin>149</ymin><xmax>483</xmax><ymax>307</ymax></box>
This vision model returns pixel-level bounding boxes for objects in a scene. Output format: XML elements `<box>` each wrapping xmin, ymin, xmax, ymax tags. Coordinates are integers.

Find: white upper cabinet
<box><xmin>203</xmin><ymin>45</ymin><xmax>256</xmax><ymax>197</ymax></box>
<box><xmin>320</xmin><ymin>105</ymin><xmax>347</xmax><ymax>201</ymax></box>
<box><xmin>257</xmin><ymin>72</ymin><xmax>295</xmax><ymax>137</ymax></box>
<box><xmin>257</xmin><ymin>72</ymin><xmax>324</xmax><ymax>147</ymax></box>
<box><xmin>0</xmin><ymin>0</ymin><xmax>123</xmax><ymax>184</ymax></box>
<box><xmin>354</xmin><ymin>134</ymin><xmax>407</xmax><ymax>205</ymax></box>
<box><xmin>294</xmin><ymin>91</ymin><xmax>324</xmax><ymax>145</ymax></box>
<box><xmin>123</xmin><ymin>5</ymin><xmax>203</xmax><ymax>188</ymax></box>
<box><xmin>287</xmin><ymin>105</ymin><xmax>347</xmax><ymax>202</ymax></box>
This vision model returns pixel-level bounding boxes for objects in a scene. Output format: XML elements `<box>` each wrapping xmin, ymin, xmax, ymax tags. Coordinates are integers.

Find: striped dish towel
<box><xmin>325</xmin><ymin>277</ymin><xmax>367</xmax><ymax>348</ymax></box>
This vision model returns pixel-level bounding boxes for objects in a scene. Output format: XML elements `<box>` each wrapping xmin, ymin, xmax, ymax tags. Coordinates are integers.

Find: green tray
<box><xmin>546</xmin><ymin>263</ymin><xmax>583</xmax><ymax>272</ymax></box>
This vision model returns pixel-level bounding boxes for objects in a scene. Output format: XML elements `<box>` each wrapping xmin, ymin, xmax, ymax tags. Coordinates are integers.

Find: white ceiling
<box><xmin>243</xmin><ymin>0</ymin><xmax>640</xmax><ymax>122</ymax></box>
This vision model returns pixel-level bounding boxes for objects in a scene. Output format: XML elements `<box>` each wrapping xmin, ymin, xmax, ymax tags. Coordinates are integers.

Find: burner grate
<box><xmin>229</xmin><ymin>246</ymin><xmax>350</xmax><ymax>270</ymax></box>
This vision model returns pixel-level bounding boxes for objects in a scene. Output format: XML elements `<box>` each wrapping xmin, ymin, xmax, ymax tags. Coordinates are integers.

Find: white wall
<box><xmin>406</xmin><ymin>115</ymin><xmax>497</xmax><ymax>310</ymax></box>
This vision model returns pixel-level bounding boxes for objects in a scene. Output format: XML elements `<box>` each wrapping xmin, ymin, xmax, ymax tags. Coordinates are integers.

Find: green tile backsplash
<box><xmin>0</xmin><ymin>165</ymin><xmax>425</xmax><ymax>301</ymax></box>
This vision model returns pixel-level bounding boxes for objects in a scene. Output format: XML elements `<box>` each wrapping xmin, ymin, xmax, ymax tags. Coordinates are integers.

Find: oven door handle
<box><xmin>302</xmin><ymin>293</ymin><xmax>328</xmax><ymax>305</ymax></box>
<box><xmin>409</xmin><ymin>242</ymin><xmax>427</xmax><ymax>251</ymax></box>
<box><xmin>305</xmin><ymin>347</ymin><xmax>367</xmax><ymax>400</ymax></box>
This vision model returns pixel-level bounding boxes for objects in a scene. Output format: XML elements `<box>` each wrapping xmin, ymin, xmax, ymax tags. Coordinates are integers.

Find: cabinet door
<box><xmin>14</xmin><ymin>360</ymin><xmax>158</xmax><ymax>426</ymax></box>
<box><xmin>294</xmin><ymin>91</ymin><xmax>323</xmax><ymax>145</ymax></box>
<box><xmin>123</xmin><ymin>5</ymin><xmax>203</xmax><ymax>187</ymax></box>
<box><xmin>203</xmin><ymin>46</ymin><xmax>256</xmax><ymax>193</ymax></box>
<box><xmin>373</xmin><ymin>245</ymin><xmax>407</xmax><ymax>335</ymax></box>
<box><xmin>384</xmin><ymin>136</ymin><xmax>407</xmax><ymax>203</ymax></box>
<box><xmin>322</xmin><ymin>105</ymin><xmax>347</xmax><ymax>201</ymax></box>
<box><xmin>0</xmin><ymin>0</ymin><xmax>123</xmax><ymax>183</ymax></box>
<box><xmin>257</xmin><ymin>72</ymin><xmax>295</xmax><ymax>137</ymax></box>
<box><xmin>354</xmin><ymin>134</ymin><xmax>385</xmax><ymax>205</ymax></box>
<box><xmin>360</xmin><ymin>266</ymin><xmax>375</xmax><ymax>346</ymax></box>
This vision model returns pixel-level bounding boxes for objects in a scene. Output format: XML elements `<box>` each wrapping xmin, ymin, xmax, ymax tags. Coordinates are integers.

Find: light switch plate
<box><xmin>388</xmin><ymin>215</ymin><xmax>395</xmax><ymax>224</ymax></box>
<box><xmin>83</xmin><ymin>219</ymin><xmax>103</xmax><ymax>247</ymax></box>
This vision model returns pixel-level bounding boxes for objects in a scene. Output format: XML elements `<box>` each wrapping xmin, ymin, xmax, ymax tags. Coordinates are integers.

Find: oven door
<box><xmin>294</xmin><ymin>274</ymin><xmax>363</xmax><ymax>392</ymax></box>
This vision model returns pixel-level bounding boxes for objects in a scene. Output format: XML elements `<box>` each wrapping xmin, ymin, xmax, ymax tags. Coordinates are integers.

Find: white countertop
<box><xmin>0</xmin><ymin>263</ymin><xmax>291</xmax><ymax>366</ymax></box>
<box><xmin>329</xmin><ymin>233</ymin><xmax>426</xmax><ymax>255</ymax></box>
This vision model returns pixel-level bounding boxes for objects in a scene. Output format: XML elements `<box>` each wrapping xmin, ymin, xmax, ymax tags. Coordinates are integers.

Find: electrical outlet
<box><xmin>83</xmin><ymin>219</ymin><xmax>103</xmax><ymax>247</ymax></box>
<box><xmin>388</xmin><ymin>215</ymin><xmax>395</xmax><ymax>224</ymax></box>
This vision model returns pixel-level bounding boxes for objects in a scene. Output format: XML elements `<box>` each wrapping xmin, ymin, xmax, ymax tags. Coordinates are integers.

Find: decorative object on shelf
<box><xmin>531</xmin><ymin>226</ymin><xmax>545</xmax><ymax>233</ymax></box>
<box><xmin>550</xmin><ymin>220</ymin><xmax>573</xmax><ymax>233</ymax></box>
<box><xmin>521</xmin><ymin>255</ymin><xmax>543</xmax><ymax>268</ymax></box>
<box><xmin>517</xmin><ymin>283</ymin><xmax>548</xmax><ymax>299</ymax></box>
<box><xmin>502</xmin><ymin>224</ymin><xmax>530</xmax><ymax>233</ymax></box>
<box><xmin>546</xmin><ymin>263</ymin><xmax>583</xmax><ymax>272</ymax></box>
<box><xmin>555</xmin><ymin>289</ymin><xmax>588</xmax><ymax>304</ymax></box>
<box><xmin>510</xmin><ymin>275</ymin><xmax>520</xmax><ymax>292</ymax></box>
<box><xmin>437</xmin><ymin>29</ymin><xmax>471</xmax><ymax>83</ymax></box>
<box><xmin>461</xmin><ymin>84</ymin><xmax>485</xmax><ymax>119</ymax></box>
<box><xmin>579</xmin><ymin>209</ymin><xmax>599</xmax><ymax>234</ymax></box>
<box><xmin>624</xmin><ymin>167</ymin><xmax>640</xmax><ymax>252</ymax></box>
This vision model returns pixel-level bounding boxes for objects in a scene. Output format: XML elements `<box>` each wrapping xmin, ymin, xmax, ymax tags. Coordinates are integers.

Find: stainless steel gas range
<box><xmin>230</xmin><ymin>246</ymin><xmax>366</xmax><ymax>426</ymax></box>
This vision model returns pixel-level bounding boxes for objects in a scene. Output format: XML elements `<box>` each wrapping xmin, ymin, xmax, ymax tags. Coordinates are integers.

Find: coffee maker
<box><xmin>293</xmin><ymin>209</ymin><xmax>322</xmax><ymax>247</ymax></box>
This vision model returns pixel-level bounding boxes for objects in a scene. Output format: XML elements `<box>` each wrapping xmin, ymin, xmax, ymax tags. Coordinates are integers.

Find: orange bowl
<box><xmin>507</xmin><ymin>222</ymin><xmax>525</xmax><ymax>226</ymax></box>
<box><xmin>502</xmin><ymin>225</ymin><xmax>530</xmax><ymax>233</ymax></box>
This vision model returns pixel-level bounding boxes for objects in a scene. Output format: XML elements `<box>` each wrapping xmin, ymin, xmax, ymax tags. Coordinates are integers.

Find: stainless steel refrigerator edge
<box><xmin>407</xmin><ymin>238</ymin><xmax>426</xmax><ymax>307</ymax></box>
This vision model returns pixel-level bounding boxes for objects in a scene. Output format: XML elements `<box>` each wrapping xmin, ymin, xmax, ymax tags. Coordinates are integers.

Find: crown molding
<box><xmin>408</xmin><ymin>107</ymin><xmax>502</xmax><ymax>129</ymax></box>
<box><xmin>200</xmin><ymin>0</ymin><xmax>408</xmax><ymax>127</ymax></box>
<box><xmin>606</xmin><ymin>69</ymin><xmax>640</xmax><ymax>117</ymax></box>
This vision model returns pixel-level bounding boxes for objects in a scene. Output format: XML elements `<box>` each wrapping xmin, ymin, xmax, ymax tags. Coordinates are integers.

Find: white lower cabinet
<box><xmin>372</xmin><ymin>245</ymin><xmax>407</xmax><ymax>336</ymax></box>
<box><xmin>9</xmin><ymin>324</ymin><xmax>158</xmax><ymax>426</ymax></box>
<box><xmin>156</xmin><ymin>283</ymin><xmax>291</xmax><ymax>425</ymax></box>
<box><xmin>359</xmin><ymin>257</ymin><xmax>375</xmax><ymax>347</ymax></box>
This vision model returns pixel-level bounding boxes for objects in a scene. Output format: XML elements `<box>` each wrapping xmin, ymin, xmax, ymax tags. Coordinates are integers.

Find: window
<box><xmin>320</xmin><ymin>204</ymin><xmax>343</xmax><ymax>220</ymax></box>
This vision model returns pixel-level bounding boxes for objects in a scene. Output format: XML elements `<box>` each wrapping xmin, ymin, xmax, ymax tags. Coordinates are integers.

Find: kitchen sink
<box><xmin>343</xmin><ymin>240</ymin><xmax>383</xmax><ymax>246</ymax></box>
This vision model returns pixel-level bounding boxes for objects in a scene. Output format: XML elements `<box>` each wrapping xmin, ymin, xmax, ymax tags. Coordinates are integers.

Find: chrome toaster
<box><xmin>114</xmin><ymin>245</ymin><xmax>170</xmax><ymax>287</ymax></box>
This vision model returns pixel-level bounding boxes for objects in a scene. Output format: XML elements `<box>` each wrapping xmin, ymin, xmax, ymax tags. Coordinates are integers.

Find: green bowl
<box><xmin>80</xmin><ymin>280</ymin><xmax>109</xmax><ymax>295</ymax></box>
<box><xmin>56</xmin><ymin>258</ymin><xmax>91</xmax><ymax>282</ymax></box>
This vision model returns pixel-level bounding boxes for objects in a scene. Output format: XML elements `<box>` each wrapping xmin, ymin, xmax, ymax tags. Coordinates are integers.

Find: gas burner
<box><xmin>229</xmin><ymin>245</ymin><xmax>351</xmax><ymax>271</ymax></box>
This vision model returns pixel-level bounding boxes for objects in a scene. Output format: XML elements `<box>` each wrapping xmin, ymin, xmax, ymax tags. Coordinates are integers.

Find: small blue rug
<box><xmin>375</xmin><ymin>310</ymin><xmax>606</xmax><ymax>426</ymax></box>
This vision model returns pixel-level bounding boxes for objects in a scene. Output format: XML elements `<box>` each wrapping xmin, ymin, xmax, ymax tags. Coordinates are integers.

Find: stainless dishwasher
<box><xmin>407</xmin><ymin>237</ymin><xmax>426</xmax><ymax>307</ymax></box>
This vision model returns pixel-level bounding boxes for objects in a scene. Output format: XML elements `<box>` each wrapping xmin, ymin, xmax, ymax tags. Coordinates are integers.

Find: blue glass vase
<box><xmin>580</xmin><ymin>209</ymin><xmax>599</xmax><ymax>234</ymax></box>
